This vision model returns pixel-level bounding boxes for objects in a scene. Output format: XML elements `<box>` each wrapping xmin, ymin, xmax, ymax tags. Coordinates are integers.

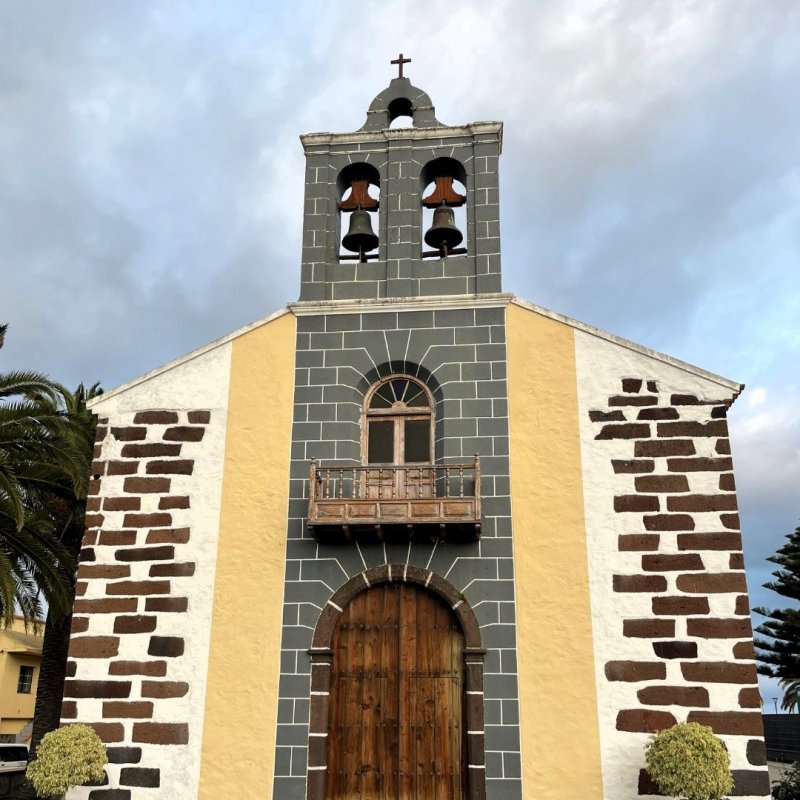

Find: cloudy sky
<box><xmin>1</xmin><ymin>1</ymin><xmax>798</xmax><ymax>705</ymax></box>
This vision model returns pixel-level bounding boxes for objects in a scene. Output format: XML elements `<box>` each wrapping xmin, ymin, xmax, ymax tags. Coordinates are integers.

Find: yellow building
<box><xmin>0</xmin><ymin>618</ymin><xmax>42</xmax><ymax>741</ymax></box>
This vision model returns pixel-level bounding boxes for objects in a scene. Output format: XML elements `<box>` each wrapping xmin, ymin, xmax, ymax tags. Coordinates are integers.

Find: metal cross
<box><xmin>391</xmin><ymin>53</ymin><xmax>411</xmax><ymax>78</ymax></box>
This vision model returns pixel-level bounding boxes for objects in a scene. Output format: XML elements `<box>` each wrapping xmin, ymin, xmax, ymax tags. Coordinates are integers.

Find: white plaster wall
<box><xmin>573</xmin><ymin>329</ymin><xmax>766</xmax><ymax>799</ymax></box>
<box><xmin>67</xmin><ymin>341</ymin><xmax>231</xmax><ymax>800</ymax></box>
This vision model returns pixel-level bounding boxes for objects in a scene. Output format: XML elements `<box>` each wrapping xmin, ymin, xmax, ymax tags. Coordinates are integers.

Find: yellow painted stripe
<box><xmin>198</xmin><ymin>311</ymin><xmax>296</xmax><ymax>800</ymax></box>
<box><xmin>506</xmin><ymin>302</ymin><xmax>603</xmax><ymax>799</ymax></box>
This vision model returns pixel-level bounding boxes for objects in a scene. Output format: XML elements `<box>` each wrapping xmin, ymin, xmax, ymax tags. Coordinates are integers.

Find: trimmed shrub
<box><xmin>645</xmin><ymin>721</ymin><xmax>733</xmax><ymax>800</ymax></box>
<box><xmin>26</xmin><ymin>724</ymin><xmax>107</xmax><ymax>798</ymax></box>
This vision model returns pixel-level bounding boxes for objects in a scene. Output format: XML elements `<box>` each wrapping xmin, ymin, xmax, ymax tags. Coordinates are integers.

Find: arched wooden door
<box><xmin>326</xmin><ymin>582</ymin><xmax>466</xmax><ymax>800</ymax></box>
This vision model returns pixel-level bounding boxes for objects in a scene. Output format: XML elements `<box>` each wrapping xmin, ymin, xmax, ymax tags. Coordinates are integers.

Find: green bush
<box><xmin>645</xmin><ymin>721</ymin><xmax>734</xmax><ymax>800</ymax></box>
<box><xmin>771</xmin><ymin>760</ymin><xmax>800</xmax><ymax>799</ymax></box>
<box><xmin>26</xmin><ymin>724</ymin><xmax>107</xmax><ymax>798</ymax></box>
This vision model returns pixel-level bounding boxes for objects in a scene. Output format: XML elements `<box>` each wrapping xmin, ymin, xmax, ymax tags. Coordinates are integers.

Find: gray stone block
<box><xmin>502</xmin><ymin>752</ymin><xmax>522</xmax><ymax>779</ymax></box>
<box><xmin>271</xmin><ymin>777</ymin><xmax>305</xmax><ymax>800</ymax></box>
<box><xmin>309</xmin><ymin>332</ymin><xmax>344</xmax><ymax>351</ymax></box>
<box><xmin>294</xmin><ymin>369</ymin><xmax>310</xmax><ymax>388</ymax></box>
<box><xmin>420</xmin><ymin>276</ymin><xmax>472</xmax><ymax>296</ymax></box>
<box><xmin>499</xmin><ymin>602</ymin><xmax>516</xmax><ymax>624</ymax></box>
<box><xmin>502</xmin><ymin>699</ymin><xmax>520</xmax><ymax>725</ymax></box>
<box><xmin>306</xmin><ymin>404</ymin><xmax>338</xmax><ymax>423</ymax></box>
<box><xmin>277</xmin><ymin>699</ymin><xmax>294</xmax><ymax>725</ymax></box>
<box><xmin>483</xmin><ymin>649</ymin><xmax>502</xmax><ymax>673</ymax></box>
<box><xmin>325</xmin><ymin>317</ymin><xmax>362</xmax><ymax>339</ymax></box>
<box><xmin>280</xmin><ymin>650</ymin><xmax>296</xmax><ymax>674</ymax></box>
<box><xmin>387</xmin><ymin>278</ymin><xmax>420</xmax><ymax>297</ymax></box>
<box><xmin>361</xmin><ymin>312</ymin><xmax>400</xmax><ymax>331</ymax></box>
<box><xmin>474</xmin><ymin>603</ymin><xmax>500</xmax><ymax>625</ymax></box>
<box><xmin>478</xmin><ymin>417</ymin><xmax>509</xmax><ymax>437</ymax></box>
<box><xmin>485</xmin><ymin>750</ymin><xmax>503</xmax><ymax>777</ymax></box>
<box><xmin>290</xmin><ymin>746</ymin><xmax>308</xmax><ymax>777</ymax></box>
<box><xmin>273</xmin><ymin>746</ymin><xmax>292</xmax><ymax>778</ymax></box>
<box><xmin>299</xmin><ymin>315</ymin><xmax>326</xmax><ymax>333</ymax></box>
<box><xmin>277</xmin><ymin>674</ymin><xmax>311</xmax><ymax>699</ymax></box>
<box><xmin>456</xmin><ymin>327</ymin><xmax>492</xmax><ymax>346</ymax></box>
<box><xmin>483</xmin><ymin>671</ymin><xmax>520</xmax><ymax>701</ymax></box>
<box><xmin>485</xmin><ymin>778</ymin><xmax>522</xmax><ymax>800</ymax></box>
<box><xmin>332</xmin><ymin>280</ymin><xmax>380</xmax><ymax>300</ymax></box>
<box><xmin>398</xmin><ymin>310</ymin><xmax>434</xmax><ymax>329</ymax></box>
<box><xmin>295</xmin><ymin>350</ymin><xmax>324</xmax><ymax>369</ymax></box>
<box><xmin>442</xmin><ymin>418</ymin><xmax>478</xmax><ymax>438</ymax></box>
<box><xmin>484</xmin><ymin>699</ymin><xmax>502</xmax><ymax>726</ymax></box>
<box><xmin>292</xmin><ymin>421</ymin><xmax>322</xmax><ymax>441</ymax></box>
<box><xmin>482</xmin><ymin>625</ymin><xmax>517</xmax><ymax>649</ymax></box>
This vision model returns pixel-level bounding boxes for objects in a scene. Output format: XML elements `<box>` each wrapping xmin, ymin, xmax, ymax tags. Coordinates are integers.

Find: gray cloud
<box><xmin>1</xmin><ymin>0</ymin><xmax>798</xmax><ymax>704</ymax></box>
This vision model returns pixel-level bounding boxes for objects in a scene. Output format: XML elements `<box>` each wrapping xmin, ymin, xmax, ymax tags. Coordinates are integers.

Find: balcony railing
<box><xmin>308</xmin><ymin>457</ymin><xmax>481</xmax><ymax>543</ymax></box>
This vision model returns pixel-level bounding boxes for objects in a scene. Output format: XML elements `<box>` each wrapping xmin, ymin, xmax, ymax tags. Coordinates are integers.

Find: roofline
<box><xmin>288</xmin><ymin>293</ymin><xmax>513</xmax><ymax>316</ymax></box>
<box><xmin>88</xmin><ymin>292</ymin><xmax>742</xmax><ymax>409</ymax></box>
<box><xmin>88</xmin><ymin>307</ymin><xmax>291</xmax><ymax>408</ymax></box>
<box><xmin>510</xmin><ymin>297</ymin><xmax>743</xmax><ymax>396</ymax></box>
<box><xmin>300</xmin><ymin>121</ymin><xmax>503</xmax><ymax>149</ymax></box>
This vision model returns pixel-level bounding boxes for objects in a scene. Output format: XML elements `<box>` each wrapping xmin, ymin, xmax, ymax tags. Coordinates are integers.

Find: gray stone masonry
<box><xmin>272</xmin><ymin>303</ymin><xmax>522</xmax><ymax>800</ymax></box>
<box><xmin>298</xmin><ymin>78</ymin><xmax>503</xmax><ymax>302</ymax></box>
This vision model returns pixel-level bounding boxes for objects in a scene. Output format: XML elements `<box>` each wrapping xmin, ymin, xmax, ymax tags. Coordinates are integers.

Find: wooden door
<box><xmin>327</xmin><ymin>584</ymin><xmax>465</xmax><ymax>800</ymax></box>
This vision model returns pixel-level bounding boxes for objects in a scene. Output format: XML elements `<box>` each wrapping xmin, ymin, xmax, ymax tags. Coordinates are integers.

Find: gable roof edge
<box><xmin>510</xmin><ymin>297</ymin><xmax>743</xmax><ymax>398</ymax></box>
<box><xmin>88</xmin><ymin>306</ymin><xmax>292</xmax><ymax>409</ymax></box>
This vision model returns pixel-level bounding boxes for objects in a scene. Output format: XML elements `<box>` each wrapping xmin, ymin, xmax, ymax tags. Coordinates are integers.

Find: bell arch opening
<box><xmin>337</xmin><ymin>162</ymin><xmax>380</xmax><ymax>263</ymax></box>
<box><xmin>420</xmin><ymin>158</ymin><xmax>468</xmax><ymax>260</ymax></box>
<box><xmin>306</xmin><ymin>565</ymin><xmax>486</xmax><ymax>800</ymax></box>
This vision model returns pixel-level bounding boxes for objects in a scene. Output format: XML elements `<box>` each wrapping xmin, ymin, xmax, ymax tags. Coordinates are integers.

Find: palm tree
<box><xmin>0</xmin><ymin>369</ymin><xmax>84</xmax><ymax>625</ymax></box>
<box><xmin>1</xmin><ymin>326</ymin><xmax>101</xmax><ymax>788</ymax></box>
<box><xmin>20</xmin><ymin>382</ymin><xmax>101</xmax><ymax>792</ymax></box>
<box><xmin>780</xmin><ymin>678</ymin><xmax>800</xmax><ymax>712</ymax></box>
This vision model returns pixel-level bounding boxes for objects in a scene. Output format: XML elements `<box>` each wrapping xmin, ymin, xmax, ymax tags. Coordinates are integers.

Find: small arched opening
<box><xmin>388</xmin><ymin>96</ymin><xmax>414</xmax><ymax>128</ymax></box>
<box><xmin>337</xmin><ymin>162</ymin><xmax>380</xmax><ymax>263</ymax></box>
<box><xmin>421</xmin><ymin>157</ymin><xmax>468</xmax><ymax>259</ymax></box>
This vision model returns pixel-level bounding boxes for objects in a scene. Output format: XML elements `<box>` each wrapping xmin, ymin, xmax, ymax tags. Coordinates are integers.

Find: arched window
<box><xmin>363</xmin><ymin>376</ymin><xmax>433</xmax><ymax>465</ymax></box>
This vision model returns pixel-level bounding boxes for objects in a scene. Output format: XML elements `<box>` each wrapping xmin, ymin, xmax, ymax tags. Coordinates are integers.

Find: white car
<box><xmin>0</xmin><ymin>744</ymin><xmax>28</xmax><ymax>774</ymax></box>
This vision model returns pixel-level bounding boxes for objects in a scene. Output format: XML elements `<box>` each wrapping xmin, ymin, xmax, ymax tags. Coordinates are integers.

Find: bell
<box><xmin>342</xmin><ymin>209</ymin><xmax>378</xmax><ymax>254</ymax></box>
<box><xmin>424</xmin><ymin>205</ymin><xmax>463</xmax><ymax>252</ymax></box>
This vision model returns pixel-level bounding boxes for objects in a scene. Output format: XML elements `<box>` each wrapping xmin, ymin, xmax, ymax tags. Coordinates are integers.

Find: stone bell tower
<box><xmin>298</xmin><ymin>64</ymin><xmax>503</xmax><ymax>301</ymax></box>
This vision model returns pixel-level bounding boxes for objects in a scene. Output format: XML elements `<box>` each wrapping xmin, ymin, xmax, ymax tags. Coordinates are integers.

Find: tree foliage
<box><xmin>0</xmin><ymin>325</ymin><xmax>101</xmax><ymax>626</ymax></box>
<box><xmin>0</xmin><ymin>372</ymin><xmax>80</xmax><ymax>624</ymax></box>
<box><xmin>755</xmin><ymin>525</ymin><xmax>800</xmax><ymax>710</ymax></box>
<box><xmin>26</xmin><ymin>724</ymin><xmax>106</xmax><ymax>797</ymax></box>
<box><xmin>645</xmin><ymin>722</ymin><xmax>733</xmax><ymax>800</ymax></box>
<box><xmin>771</xmin><ymin>760</ymin><xmax>800</xmax><ymax>800</ymax></box>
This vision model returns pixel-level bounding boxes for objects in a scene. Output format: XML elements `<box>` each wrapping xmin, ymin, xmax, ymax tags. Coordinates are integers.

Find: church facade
<box><xmin>65</xmin><ymin>76</ymin><xmax>770</xmax><ymax>799</ymax></box>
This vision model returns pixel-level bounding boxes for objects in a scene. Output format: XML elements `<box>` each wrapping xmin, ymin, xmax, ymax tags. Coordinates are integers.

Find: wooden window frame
<box><xmin>307</xmin><ymin>564</ymin><xmax>486</xmax><ymax>800</ymax></box>
<box><xmin>17</xmin><ymin>665</ymin><xmax>34</xmax><ymax>694</ymax></box>
<box><xmin>362</xmin><ymin>376</ymin><xmax>435</xmax><ymax>467</ymax></box>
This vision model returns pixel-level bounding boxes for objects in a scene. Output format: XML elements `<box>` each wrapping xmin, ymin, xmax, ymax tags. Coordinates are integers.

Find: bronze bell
<box><xmin>342</xmin><ymin>209</ymin><xmax>378</xmax><ymax>254</ymax></box>
<box><xmin>424</xmin><ymin>205</ymin><xmax>463</xmax><ymax>252</ymax></box>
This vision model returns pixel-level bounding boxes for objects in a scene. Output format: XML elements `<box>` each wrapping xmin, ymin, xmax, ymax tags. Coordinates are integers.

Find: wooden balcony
<box><xmin>308</xmin><ymin>458</ymin><xmax>481</xmax><ymax>543</ymax></box>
